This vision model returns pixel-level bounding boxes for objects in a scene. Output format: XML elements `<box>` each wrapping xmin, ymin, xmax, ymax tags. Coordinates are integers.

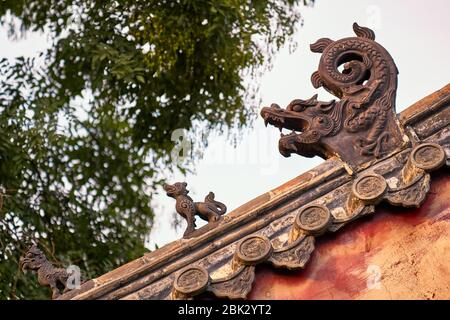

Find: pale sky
<box><xmin>2</xmin><ymin>0</ymin><xmax>449</xmax><ymax>249</ymax></box>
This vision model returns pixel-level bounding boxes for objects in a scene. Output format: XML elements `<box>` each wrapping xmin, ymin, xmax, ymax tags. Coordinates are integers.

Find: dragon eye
<box><xmin>314</xmin><ymin>115</ymin><xmax>332</xmax><ymax>128</ymax></box>
<box><xmin>316</xmin><ymin>116</ymin><xmax>325</xmax><ymax>123</ymax></box>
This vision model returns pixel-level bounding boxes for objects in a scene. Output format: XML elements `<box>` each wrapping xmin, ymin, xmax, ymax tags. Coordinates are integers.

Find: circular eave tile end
<box><xmin>173</xmin><ymin>265</ymin><xmax>210</xmax><ymax>296</ymax></box>
<box><xmin>352</xmin><ymin>173</ymin><xmax>387</xmax><ymax>203</ymax></box>
<box><xmin>235</xmin><ymin>235</ymin><xmax>272</xmax><ymax>265</ymax></box>
<box><xmin>295</xmin><ymin>204</ymin><xmax>331</xmax><ymax>236</ymax></box>
<box><xmin>411</xmin><ymin>142</ymin><xmax>446</xmax><ymax>171</ymax></box>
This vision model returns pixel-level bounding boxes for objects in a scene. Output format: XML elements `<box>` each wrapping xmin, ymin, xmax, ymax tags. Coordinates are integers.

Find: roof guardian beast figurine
<box><xmin>20</xmin><ymin>245</ymin><xmax>72</xmax><ymax>299</ymax></box>
<box><xmin>164</xmin><ymin>182</ymin><xmax>227</xmax><ymax>238</ymax></box>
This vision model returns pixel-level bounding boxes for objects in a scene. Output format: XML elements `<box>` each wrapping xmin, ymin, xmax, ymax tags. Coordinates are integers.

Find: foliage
<box><xmin>0</xmin><ymin>0</ymin><xmax>312</xmax><ymax>299</ymax></box>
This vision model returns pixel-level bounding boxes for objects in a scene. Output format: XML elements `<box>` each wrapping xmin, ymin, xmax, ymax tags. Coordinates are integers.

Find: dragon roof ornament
<box><xmin>261</xmin><ymin>23</ymin><xmax>408</xmax><ymax>170</ymax></box>
<box><xmin>57</xmin><ymin>23</ymin><xmax>450</xmax><ymax>301</ymax></box>
<box><xmin>163</xmin><ymin>182</ymin><xmax>227</xmax><ymax>238</ymax></box>
<box><xmin>20</xmin><ymin>245</ymin><xmax>78</xmax><ymax>299</ymax></box>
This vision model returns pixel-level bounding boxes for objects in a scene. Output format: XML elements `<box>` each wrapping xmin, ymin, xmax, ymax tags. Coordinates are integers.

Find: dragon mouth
<box><xmin>260</xmin><ymin>104</ymin><xmax>319</xmax><ymax>158</ymax></box>
<box><xmin>19</xmin><ymin>257</ymin><xmax>29</xmax><ymax>272</ymax></box>
<box><xmin>163</xmin><ymin>184</ymin><xmax>180</xmax><ymax>196</ymax></box>
<box><xmin>260</xmin><ymin>104</ymin><xmax>311</xmax><ymax>134</ymax></box>
<box><xmin>278</xmin><ymin>132</ymin><xmax>299</xmax><ymax>157</ymax></box>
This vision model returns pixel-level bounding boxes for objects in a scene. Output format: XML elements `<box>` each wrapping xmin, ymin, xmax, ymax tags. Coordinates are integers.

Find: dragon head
<box><xmin>20</xmin><ymin>245</ymin><xmax>47</xmax><ymax>272</ymax></box>
<box><xmin>260</xmin><ymin>94</ymin><xmax>340</xmax><ymax>159</ymax></box>
<box><xmin>261</xmin><ymin>23</ymin><xmax>405</xmax><ymax>169</ymax></box>
<box><xmin>163</xmin><ymin>182</ymin><xmax>189</xmax><ymax>198</ymax></box>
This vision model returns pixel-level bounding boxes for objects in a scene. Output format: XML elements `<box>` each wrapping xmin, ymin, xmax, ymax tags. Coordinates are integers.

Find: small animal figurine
<box><xmin>163</xmin><ymin>182</ymin><xmax>227</xmax><ymax>238</ymax></box>
<box><xmin>20</xmin><ymin>244</ymin><xmax>71</xmax><ymax>299</ymax></box>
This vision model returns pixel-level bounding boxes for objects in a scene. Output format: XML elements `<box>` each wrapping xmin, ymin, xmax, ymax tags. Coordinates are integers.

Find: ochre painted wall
<box><xmin>248</xmin><ymin>169</ymin><xmax>450</xmax><ymax>300</ymax></box>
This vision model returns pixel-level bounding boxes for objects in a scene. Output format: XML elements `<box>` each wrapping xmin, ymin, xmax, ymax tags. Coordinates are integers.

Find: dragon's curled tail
<box><xmin>311</xmin><ymin>23</ymin><xmax>398</xmax><ymax>158</ymax></box>
<box><xmin>205</xmin><ymin>192</ymin><xmax>227</xmax><ymax>215</ymax></box>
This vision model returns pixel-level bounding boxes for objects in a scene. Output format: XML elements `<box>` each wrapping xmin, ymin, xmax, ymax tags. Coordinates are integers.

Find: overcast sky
<box><xmin>2</xmin><ymin>0</ymin><xmax>449</xmax><ymax>249</ymax></box>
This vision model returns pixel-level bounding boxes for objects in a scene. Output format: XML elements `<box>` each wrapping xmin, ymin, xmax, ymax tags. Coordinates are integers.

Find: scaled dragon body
<box><xmin>261</xmin><ymin>23</ymin><xmax>406</xmax><ymax>168</ymax></box>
